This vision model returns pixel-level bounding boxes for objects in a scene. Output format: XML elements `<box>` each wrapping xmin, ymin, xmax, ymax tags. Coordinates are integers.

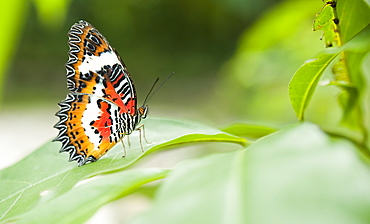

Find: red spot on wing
<box><xmin>92</xmin><ymin>101</ymin><xmax>113</xmax><ymax>140</ymax></box>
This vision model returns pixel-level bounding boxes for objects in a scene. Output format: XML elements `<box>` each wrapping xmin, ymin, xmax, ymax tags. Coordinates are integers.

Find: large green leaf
<box><xmin>18</xmin><ymin>168</ymin><xmax>169</xmax><ymax>224</ymax></box>
<box><xmin>0</xmin><ymin>117</ymin><xmax>246</xmax><ymax>223</ymax></box>
<box><xmin>129</xmin><ymin>122</ymin><xmax>370</xmax><ymax>224</ymax></box>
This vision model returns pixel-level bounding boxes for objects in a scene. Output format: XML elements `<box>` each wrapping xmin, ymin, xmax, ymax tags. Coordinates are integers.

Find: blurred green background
<box><xmin>0</xmin><ymin>0</ymin><xmax>330</xmax><ymax>167</ymax></box>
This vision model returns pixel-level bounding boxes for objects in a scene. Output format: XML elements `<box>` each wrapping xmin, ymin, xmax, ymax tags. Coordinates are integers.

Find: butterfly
<box><xmin>54</xmin><ymin>20</ymin><xmax>149</xmax><ymax>166</ymax></box>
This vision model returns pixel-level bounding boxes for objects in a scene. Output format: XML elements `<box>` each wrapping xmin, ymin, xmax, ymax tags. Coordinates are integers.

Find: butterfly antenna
<box><xmin>142</xmin><ymin>78</ymin><xmax>160</xmax><ymax>106</ymax></box>
<box><xmin>142</xmin><ymin>72</ymin><xmax>174</xmax><ymax>106</ymax></box>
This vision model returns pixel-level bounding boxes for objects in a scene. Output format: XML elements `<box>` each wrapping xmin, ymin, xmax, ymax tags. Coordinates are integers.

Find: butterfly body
<box><xmin>54</xmin><ymin>20</ymin><xmax>147</xmax><ymax>166</ymax></box>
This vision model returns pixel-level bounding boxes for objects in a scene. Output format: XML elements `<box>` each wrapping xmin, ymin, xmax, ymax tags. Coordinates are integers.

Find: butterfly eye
<box><xmin>139</xmin><ymin>106</ymin><xmax>148</xmax><ymax>119</ymax></box>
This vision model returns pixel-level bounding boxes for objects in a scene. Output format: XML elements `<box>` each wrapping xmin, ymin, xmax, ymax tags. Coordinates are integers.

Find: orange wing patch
<box><xmin>55</xmin><ymin>93</ymin><xmax>124</xmax><ymax>166</ymax></box>
<box><xmin>55</xmin><ymin>94</ymin><xmax>95</xmax><ymax>165</ymax></box>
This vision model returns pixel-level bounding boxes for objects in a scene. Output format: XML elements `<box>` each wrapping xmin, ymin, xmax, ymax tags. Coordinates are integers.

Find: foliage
<box><xmin>1</xmin><ymin>0</ymin><xmax>370</xmax><ymax>223</ymax></box>
<box><xmin>0</xmin><ymin>118</ymin><xmax>245</xmax><ymax>223</ymax></box>
<box><xmin>289</xmin><ymin>0</ymin><xmax>370</xmax><ymax>147</ymax></box>
<box><xmin>130</xmin><ymin>123</ymin><xmax>370</xmax><ymax>224</ymax></box>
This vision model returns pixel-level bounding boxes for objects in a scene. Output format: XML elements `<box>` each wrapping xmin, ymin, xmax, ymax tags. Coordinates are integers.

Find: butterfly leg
<box><xmin>126</xmin><ymin>135</ymin><xmax>131</xmax><ymax>147</ymax></box>
<box><xmin>120</xmin><ymin>138</ymin><xmax>127</xmax><ymax>158</ymax></box>
<box><xmin>136</xmin><ymin>124</ymin><xmax>151</xmax><ymax>152</ymax></box>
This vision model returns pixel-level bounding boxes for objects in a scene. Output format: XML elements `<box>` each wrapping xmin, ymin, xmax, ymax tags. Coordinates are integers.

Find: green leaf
<box><xmin>0</xmin><ymin>117</ymin><xmax>246</xmax><ymax>223</ymax></box>
<box><xmin>129</xmin><ymin>122</ymin><xmax>370</xmax><ymax>224</ymax></box>
<box><xmin>221</xmin><ymin>123</ymin><xmax>277</xmax><ymax>139</ymax></box>
<box><xmin>289</xmin><ymin>52</ymin><xmax>338</xmax><ymax>120</ymax></box>
<box><xmin>18</xmin><ymin>168</ymin><xmax>169</xmax><ymax>224</ymax></box>
<box><xmin>289</xmin><ymin>1</ymin><xmax>340</xmax><ymax>121</ymax></box>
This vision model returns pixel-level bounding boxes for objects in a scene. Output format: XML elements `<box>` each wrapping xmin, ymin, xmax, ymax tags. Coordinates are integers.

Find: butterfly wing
<box><xmin>66</xmin><ymin>20</ymin><xmax>138</xmax><ymax>115</ymax></box>
<box><xmin>54</xmin><ymin>20</ymin><xmax>138</xmax><ymax>166</ymax></box>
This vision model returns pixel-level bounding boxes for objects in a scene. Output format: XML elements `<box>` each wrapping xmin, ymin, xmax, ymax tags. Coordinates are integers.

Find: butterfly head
<box><xmin>138</xmin><ymin>106</ymin><xmax>149</xmax><ymax>119</ymax></box>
